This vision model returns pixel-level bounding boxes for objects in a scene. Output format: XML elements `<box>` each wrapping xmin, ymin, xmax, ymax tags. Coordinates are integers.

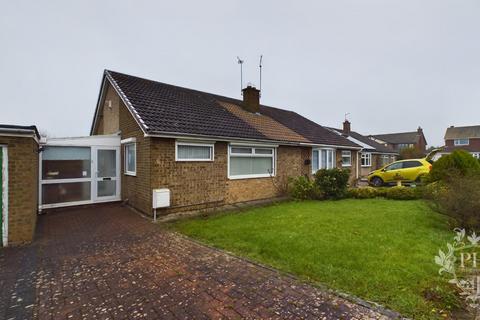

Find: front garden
<box><xmin>173</xmin><ymin>150</ymin><xmax>480</xmax><ymax>319</ymax></box>
<box><xmin>173</xmin><ymin>199</ymin><xmax>457</xmax><ymax>319</ymax></box>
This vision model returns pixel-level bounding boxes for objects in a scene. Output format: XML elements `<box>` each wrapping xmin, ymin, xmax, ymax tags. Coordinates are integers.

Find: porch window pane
<box><xmin>98</xmin><ymin>180</ymin><xmax>116</xmax><ymax>197</ymax></box>
<box><xmin>42</xmin><ymin>147</ymin><xmax>91</xmax><ymax>180</ymax></box>
<box><xmin>98</xmin><ymin>150</ymin><xmax>116</xmax><ymax>177</ymax></box>
<box><xmin>42</xmin><ymin>182</ymin><xmax>91</xmax><ymax>204</ymax></box>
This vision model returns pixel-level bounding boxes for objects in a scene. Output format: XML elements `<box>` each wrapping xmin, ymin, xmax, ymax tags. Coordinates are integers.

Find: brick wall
<box><xmin>118</xmin><ymin>100</ymin><xmax>152</xmax><ymax>215</ymax></box>
<box><xmin>0</xmin><ymin>135</ymin><xmax>38</xmax><ymax>245</ymax></box>
<box><xmin>151</xmin><ymin>139</ymin><xmax>228</xmax><ymax>214</ymax></box>
<box><xmin>93</xmin><ymin>83</ymin><xmax>120</xmax><ymax>135</ymax></box>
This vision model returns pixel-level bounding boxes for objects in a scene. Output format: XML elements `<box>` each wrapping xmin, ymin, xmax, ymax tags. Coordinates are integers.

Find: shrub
<box><xmin>348</xmin><ymin>187</ymin><xmax>378</xmax><ymax>199</ymax></box>
<box><xmin>314</xmin><ymin>168</ymin><xmax>350</xmax><ymax>199</ymax></box>
<box><xmin>426</xmin><ymin>174</ymin><xmax>480</xmax><ymax>229</ymax></box>
<box><xmin>289</xmin><ymin>176</ymin><xmax>323</xmax><ymax>200</ymax></box>
<box><xmin>385</xmin><ymin>186</ymin><xmax>421</xmax><ymax>200</ymax></box>
<box><xmin>427</xmin><ymin>150</ymin><xmax>480</xmax><ymax>183</ymax></box>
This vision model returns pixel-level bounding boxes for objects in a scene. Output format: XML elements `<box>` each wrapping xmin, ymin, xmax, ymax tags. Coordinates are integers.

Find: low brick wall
<box><xmin>0</xmin><ymin>135</ymin><xmax>39</xmax><ymax>245</ymax></box>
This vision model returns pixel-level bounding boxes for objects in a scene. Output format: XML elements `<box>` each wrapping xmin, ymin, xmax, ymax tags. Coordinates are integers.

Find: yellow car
<box><xmin>368</xmin><ymin>158</ymin><xmax>433</xmax><ymax>187</ymax></box>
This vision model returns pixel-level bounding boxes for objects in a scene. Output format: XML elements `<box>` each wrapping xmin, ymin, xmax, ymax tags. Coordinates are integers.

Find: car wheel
<box><xmin>371</xmin><ymin>177</ymin><xmax>384</xmax><ymax>187</ymax></box>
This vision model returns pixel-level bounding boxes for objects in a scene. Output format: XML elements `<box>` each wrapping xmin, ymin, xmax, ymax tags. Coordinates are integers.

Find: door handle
<box><xmin>103</xmin><ymin>177</ymin><xmax>112</xmax><ymax>181</ymax></box>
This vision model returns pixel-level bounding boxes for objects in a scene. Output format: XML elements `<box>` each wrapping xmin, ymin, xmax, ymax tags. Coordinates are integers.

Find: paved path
<box><xmin>0</xmin><ymin>204</ymin><xmax>395</xmax><ymax>319</ymax></box>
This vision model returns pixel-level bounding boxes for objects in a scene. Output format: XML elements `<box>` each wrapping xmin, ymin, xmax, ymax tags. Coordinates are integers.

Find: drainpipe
<box><xmin>356</xmin><ymin>151</ymin><xmax>360</xmax><ymax>180</ymax></box>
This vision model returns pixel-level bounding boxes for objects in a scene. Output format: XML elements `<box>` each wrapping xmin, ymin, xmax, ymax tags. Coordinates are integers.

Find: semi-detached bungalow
<box><xmin>89</xmin><ymin>70</ymin><xmax>361</xmax><ymax>216</ymax></box>
<box><xmin>1</xmin><ymin>70</ymin><xmax>365</xmax><ymax>246</ymax></box>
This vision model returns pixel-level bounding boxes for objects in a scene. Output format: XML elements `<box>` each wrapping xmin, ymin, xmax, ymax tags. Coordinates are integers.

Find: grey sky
<box><xmin>1</xmin><ymin>1</ymin><xmax>479</xmax><ymax>146</ymax></box>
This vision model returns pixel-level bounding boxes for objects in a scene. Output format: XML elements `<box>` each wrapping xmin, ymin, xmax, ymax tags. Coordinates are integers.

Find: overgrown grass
<box><xmin>172</xmin><ymin>199</ymin><xmax>460</xmax><ymax>319</ymax></box>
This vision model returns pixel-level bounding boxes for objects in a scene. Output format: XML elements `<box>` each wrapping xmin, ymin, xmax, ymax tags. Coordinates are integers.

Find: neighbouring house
<box><xmin>369</xmin><ymin>127</ymin><xmax>427</xmax><ymax>154</ymax></box>
<box><xmin>328</xmin><ymin>120</ymin><xmax>398</xmax><ymax>178</ymax></box>
<box><xmin>434</xmin><ymin>125</ymin><xmax>480</xmax><ymax>160</ymax></box>
<box><xmin>89</xmin><ymin>70</ymin><xmax>362</xmax><ymax>216</ymax></box>
<box><xmin>0</xmin><ymin>124</ymin><xmax>40</xmax><ymax>246</ymax></box>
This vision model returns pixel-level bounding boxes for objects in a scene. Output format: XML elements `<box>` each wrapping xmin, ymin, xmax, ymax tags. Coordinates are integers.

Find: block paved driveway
<box><xmin>0</xmin><ymin>204</ymin><xmax>395</xmax><ymax>320</ymax></box>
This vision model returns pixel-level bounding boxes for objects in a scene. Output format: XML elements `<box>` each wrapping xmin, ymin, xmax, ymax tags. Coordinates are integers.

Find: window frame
<box><xmin>473</xmin><ymin>153</ymin><xmax>480</xmax><ymax>159</ymax></box>
<box><xmin>454</xmin><ymin>138</ymin><xmax>470</xmax><ymax>146</ymax></box>
<box><xmin>341</xmin><ymin>150</ymin><xmax>352</xmax><ymax>167</ymax></box>
<box><xmin>228</xmin><ymin>144</ymin><xmax>276</xmax><ymax>180</ymax></box>
<box><xmin>312</xmin><ymin>148</ymin><xmax>336</xmax><ymax>173</ymax></box>
<box><xmin>175</xmin><ymin>141</ymin><xmax>215</xmax><ymax>162</ymax></box>
<box><xmin>124</xmin><ymin>142</ymin><xmax>137</xmax><ymax>176</ymax></box>
<box><xmin>360</xmin><ymin>152</ymin><xmax>372</xmax><ymax>167</ymax></box>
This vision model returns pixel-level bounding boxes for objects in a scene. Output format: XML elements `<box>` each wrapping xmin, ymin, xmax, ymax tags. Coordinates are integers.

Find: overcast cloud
<box><xmin>1</xmin><ymin>0</ymin><xmax>479</xmax><ymax>146</ymax></box>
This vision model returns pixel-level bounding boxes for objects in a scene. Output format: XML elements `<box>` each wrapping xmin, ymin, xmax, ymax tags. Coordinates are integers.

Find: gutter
<box><xmin>0</xmin><ymin>129</ymin><xmax>40</xmax><ymax>144</ymax></box>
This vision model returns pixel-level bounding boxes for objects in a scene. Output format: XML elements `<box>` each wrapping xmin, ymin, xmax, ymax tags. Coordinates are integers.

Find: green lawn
<box><xmin>172</xmin><ymin>199</ymin><xmax>460</xmax><ymax>319</ymax></box>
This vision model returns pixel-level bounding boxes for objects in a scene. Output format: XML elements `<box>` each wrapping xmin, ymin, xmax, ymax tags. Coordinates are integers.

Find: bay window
<box><xmin>228</xmin><ymin>145</ymin><xmax>275</xmax><ymax>179</ymax></box>
<box><xmin>312</xmin><ymin>148</ymin><xmax>335</xmax><ymax>173</ymax></box>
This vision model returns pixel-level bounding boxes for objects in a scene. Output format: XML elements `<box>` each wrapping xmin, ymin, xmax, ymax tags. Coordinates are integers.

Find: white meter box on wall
<box><xmin>152</xmin><ymin>189</ymin><xmax>170</xmax><ymax>208</ymax></box>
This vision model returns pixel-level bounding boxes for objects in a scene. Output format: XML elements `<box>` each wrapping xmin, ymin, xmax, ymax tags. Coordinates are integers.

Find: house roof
<box><xmin>0</xmin><ymin>124</ymin><xmax>40</xmax><ymax>140</ymax></box>
<box><xmin>92</xmin><ymin>70</ymin><xmax>360</xmax><ymax>148</ymax></box>
<box><xmin>328</xmin><ymin>128</ymin><xmax>398</xmax><ymax>154</ymax></box>
<box><xmin>370</xmin><ymin>131</ymin><xmax>423</xmax><ymax>145</ymax></box>
<box><xmin>444</xmin><ymin>125</ymin><xmax>480</xmax><ymax>140</ymax></box>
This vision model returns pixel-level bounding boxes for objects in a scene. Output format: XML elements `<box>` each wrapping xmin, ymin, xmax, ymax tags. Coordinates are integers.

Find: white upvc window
<box><xmin>124</xmin><ymin>142</ymin><xmax>136</xmax><ymax>175</ymax></box>
<box><xmin>228</xmin><ymin>145</ymin><xmax>276</xmax><ymax>179</ymax></box>
<box><xmin>175</xmin><ymin>141</ymin><xmax>214</xmax><ymax>161</ymax></box>
<box><xmin>472</xmin><ymin>153</ymin><xmax>480</xmax><ymax>159</ymax></box>
<box><xmin>454</xmin><ymin>138</ymin><xmax>469</xmax><ymax>146</ymax></box>
<box><xmin>341</xmin><ymin>150</ymin><xmax>351</xmax><ymax>167</ymax></box>
<box><xmin>312</xmin><ymin>148</ymin><xmax>335</xmax><ymax>173</ymax></box>
<box><xmin>361</xmin><ymin>152</ymin><xmax>372</xmax><ymax>167</ymax></box>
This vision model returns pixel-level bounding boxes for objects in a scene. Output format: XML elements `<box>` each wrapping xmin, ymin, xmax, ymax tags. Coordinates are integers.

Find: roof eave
<box><xmin>144</xmin><ymin>131</ymin><xmax>362</xmax><ymax>149</ymax></box>
<box><xmin>90</xmin><ymin>70</ymin><xmax>149</xmax><ymax>136</ymax></box>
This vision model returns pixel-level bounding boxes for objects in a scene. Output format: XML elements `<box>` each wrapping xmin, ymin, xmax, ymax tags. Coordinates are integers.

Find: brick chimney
<box><xmin>242</xmin><ymin>85</ymin><xmax>260</xmax><ymax>113</ymax></box>
<box><xmin>417</xmin><ymin>126</ymin><xmax>423</xmax><ymax>134</ymax></box>
<box><xmin>343</xmin><ymin>120</ymin><xmax>351</xmax><ymax>135</ymax></box>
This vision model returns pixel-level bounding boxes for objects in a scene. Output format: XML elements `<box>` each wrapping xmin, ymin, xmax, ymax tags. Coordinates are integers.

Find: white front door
<box><xmin>92</xmin><ymin>146</ymin><xmax>120</xmax><ymax>201</ymax></box>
